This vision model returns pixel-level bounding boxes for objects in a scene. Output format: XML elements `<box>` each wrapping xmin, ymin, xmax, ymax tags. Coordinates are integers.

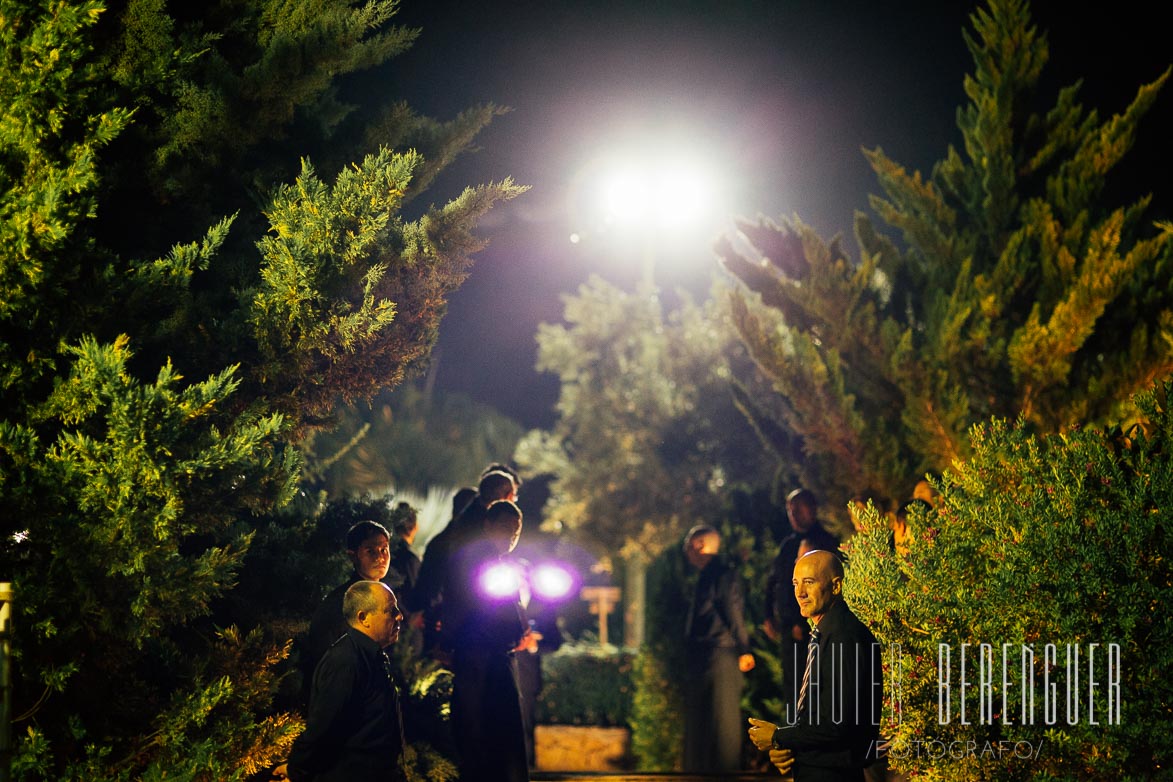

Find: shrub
<box><xmin>535</xmin><ymin>641</ymin><xmax>633</xmax><ymax>727</ymax></box>
<box><xmin>629</xmin><ymin>647</ymin><xmax>685</xmax><ymax>771</ymax></box>
<box><xmin>847</xmin><ymin>384</ymin><xmax>1173</xmax><ymax>780</ymax></box>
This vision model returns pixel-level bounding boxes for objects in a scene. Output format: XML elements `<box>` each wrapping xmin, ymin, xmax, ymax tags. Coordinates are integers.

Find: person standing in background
<box><xmin>682</xmin><ymin>525</ymin><xmax>755</xmax><ymax>772</ymax></box>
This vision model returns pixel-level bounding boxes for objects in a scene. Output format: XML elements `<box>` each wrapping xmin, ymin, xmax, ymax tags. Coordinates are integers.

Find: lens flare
<box><xmin>531</xmin><ymin>563</ymin><xmax>574</xmax><ymax>600</ymax></box>
<box><xmin>480</xmin><ymin>562</ymin><xmax>522</xmax><ymax>598</ymax></box>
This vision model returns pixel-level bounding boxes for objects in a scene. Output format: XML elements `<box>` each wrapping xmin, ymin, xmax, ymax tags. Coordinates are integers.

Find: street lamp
<box><xmin>564</xmin><ymin>139</ymin><xmax>727</xmax><ymax>649</ymax></box>
<box><xmin>571</xmin><ymin>141</ymin><xmax>724</xmax><ymax>289</ymax></box>
<box><xmin>600</xmin><ymin>159</ymin><xmax>710</xmax><ymax>230</ymax></box>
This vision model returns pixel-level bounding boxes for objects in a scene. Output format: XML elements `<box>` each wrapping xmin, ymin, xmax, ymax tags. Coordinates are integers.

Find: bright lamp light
<box><xmin>479</xmin><ymin>562</ymin><xmax>522</xmax><ymax>599</ymax></box>
<box><xmin>597</xmin><ymin>154</ymin><xmax>713</xmax><ymax>230</ymax></box>
<box><xmin>530</xmin><ymin>563</ymin><xmax>575</xmax><ymax>601</ymax></box>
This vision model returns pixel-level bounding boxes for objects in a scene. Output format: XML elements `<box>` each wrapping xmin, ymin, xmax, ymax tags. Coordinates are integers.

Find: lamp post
<box><xmin>578</xmin><ymin>148</ymin><xmax>718</xmax><ymax>650</ymax></box>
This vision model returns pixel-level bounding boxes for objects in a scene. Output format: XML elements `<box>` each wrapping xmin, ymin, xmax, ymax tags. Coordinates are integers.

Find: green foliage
<box><xmin>27</xmin><ymin>331</ymin><xmax>290</xmax><ymax>638</ymax></box>
<box><xmin>516</xmin><ymin>275</ymin><xmax>772</xmax><ymax>559</ymax></box>
<box><xmin>303</xmin><ymin>383</ymin><xmax>525</xmax><ymax>498</ymax></box>
<box><xmin>0</xmin><ymin>0</ymin><xmax>520</xmax><ymax>777</ymax></box>
<box><xmin>628</xmin><ymin>539</ymin><xmax>690</xmax><ymax>770</ymax></box>
<box><xmin>717</xmin><ymin>0</ymin><xmax>1173</xmax><ymax>519</ymax></box>
<box><xmin>13</xmin><ymin>627</ymin><xmax>300</xmax><ymax>782</ymax></box>
<box><xmin>0</xmin><ymin>0</ymin><xmax>132</xmax><ymax>390</ymax></box>
<box><xmin>846</xmin><ymin>383</ymin><xmax>1173</xmax><ymax>780</ymax></box>
<box><xmin>629</xmin><ymin>648</ymin><xmax>684</xmax><ymax>772</ymax></box>
<box><xmin>714</xmin><ymin>4</ymin><xmax>1173</xmax><ymax>777</ymax></box>
<box><xmin>243</xmin><ymin>155</ymin><xmax>524</xmax><ymax>430</ymax></box>
<box><xmin>535</xmin><ymin>642</ymin><xmax>634</xmax><ymax>727</ymax></box>
<box><xmin>401</xmin><ymin>742</ymin><xmax>459</xmax><ymax>782</ymax></box>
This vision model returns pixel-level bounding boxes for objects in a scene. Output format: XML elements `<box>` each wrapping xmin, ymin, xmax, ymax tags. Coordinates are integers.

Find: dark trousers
<box><xmin>515</xmin><ymin>649</ymin><xmax>541</xmax><ymax>767</ymax></box>
<box><xmin>683</xmin><ymin>646</ymin><xmax>745</xmax><ymax>772</ymax></box>
<box><xmin>451</xmin><ymin>650</ymin><xmax>529</xmax><ymax>782</ymax></box>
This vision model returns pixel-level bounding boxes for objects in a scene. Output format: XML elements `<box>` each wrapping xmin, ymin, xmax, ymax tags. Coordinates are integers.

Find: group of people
<box><xmin>686</xmin><ymin>484</ymin><xmax>932</xmax><ymax>780</ymax></box>
<box><xmin>275</xmin><ymin>467</ymin><xmax>924</xmax><ymax>781</ymax></box>
<box><xmin>275</xmin><ymin>464</ymin><xmax>536</xmax><ymax>782</ymax></box>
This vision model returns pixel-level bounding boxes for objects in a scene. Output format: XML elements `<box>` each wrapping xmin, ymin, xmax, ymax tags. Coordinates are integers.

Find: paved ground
<box><xmin>532</xmin><ymin>773</ymin><xmax>777</xmax><ymax>781</ymax></box>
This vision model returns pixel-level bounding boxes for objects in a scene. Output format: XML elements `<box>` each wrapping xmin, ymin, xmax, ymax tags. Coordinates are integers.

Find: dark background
<box><xmin>374</xmin><ymin>1</ymin><xmax>1172</xmax><ymax>430</ymax></box>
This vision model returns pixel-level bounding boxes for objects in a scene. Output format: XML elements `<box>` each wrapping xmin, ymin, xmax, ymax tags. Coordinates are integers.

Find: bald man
<box><xmin>274</xmin><ymin>581</ymin><xmax>404</xmax><ymax>782</ymax></box>
<box><xmin>682</xmin><ymin>525</ymin><xmax>755</xmax><ymax>772</ymax></box>
<box><xmin>748</xmin><ymin>550</ymin><xmax>882</xmax><ymax>781</ymax></box>
<box><xmin>765</xmin><ymin>489</ymin><xmax>839</xmax><ymax>721</ymax></box>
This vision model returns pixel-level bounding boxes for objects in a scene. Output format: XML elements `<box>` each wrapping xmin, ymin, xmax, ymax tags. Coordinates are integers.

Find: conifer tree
<box><xmin>716</xmin><ymin>0</ymin><xmax>1172</xmax><ymax>517</ymax></box>
<box><xmin>715</xmin><ymin>1</ymin><xmax>1173</xmax><ymax>777</ymax></box>
<box><xmin>0</xmin><ymin>0</ymin><xmax>521</xmax><ymax>777</ymax></box>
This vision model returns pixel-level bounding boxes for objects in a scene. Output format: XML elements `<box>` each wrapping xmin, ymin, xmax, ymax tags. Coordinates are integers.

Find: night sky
<box><xmin>380</xmin><ymin>0</ymin><xmax>1172</xmax><ymax>431</ymax></box>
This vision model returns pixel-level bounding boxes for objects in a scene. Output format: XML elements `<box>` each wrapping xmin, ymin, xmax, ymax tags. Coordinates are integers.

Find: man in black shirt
<box><xmin>387</xmin><ymin>502</ymin><xmax>421</xmax><ymax>600</ymax></box>
<box><xmin>765</xmin><ymin>489</ymin><xmax>839</xmax><ymax>710</ymax></box>
<box><xmin>445</xmin><ymin>499</ymin><xmax>532</xmax><ymax>782</ymax></box>
<box><xmin>275</xmin><ymin>581</ymin><xmax>405</xmax><ymax>781</ymax></box>
<box><xmin>682</xmin><ymin>525</ymin><xmax>755</xmax><ymax>772</ymax></box>
<box><xmin>414</xmin><ymin>470</ymin><xmax>517</xmax><ymax>659</ymax></box>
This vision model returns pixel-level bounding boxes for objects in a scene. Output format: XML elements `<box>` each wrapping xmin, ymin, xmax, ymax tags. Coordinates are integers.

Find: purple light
<box><xmin>531</xmin><ymin>562</ymin><xmax>574</xmax><ymax>601</ymax></box>
<box><xmin>480</xmin><ymin>562</ymin><xmax>522</xmax><ymax>599</ymax></box>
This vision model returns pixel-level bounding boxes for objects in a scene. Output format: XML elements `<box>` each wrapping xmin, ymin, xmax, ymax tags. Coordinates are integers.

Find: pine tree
<box><xmin>0</xmin><ymin>0</ymin><xmax>522</xmax><ymax>777</ymax></box>
<box><xmin>716</xmin><ymin>0</ymin><xmax>1172</xmax><ymax>518</ymax></box>
<box><xmin>714</xmin><ymin>1</ymin><xmax>1173</xmax><ymax>777</ymax></box>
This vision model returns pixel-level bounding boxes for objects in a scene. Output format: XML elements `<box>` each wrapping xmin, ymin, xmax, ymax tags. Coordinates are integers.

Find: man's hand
<box><xmin>514</xmin><ymin>628</ymin><xmax>542</xmax><ymax>653</ymax></box>
<box><xmin>738</xmin><ymin>653</ymin><xmax>755</xmax><ymax>673</ymax></box>
<box><xmin>747</xmin><ymin>717</ymin><xmax>778</xmax><ymax>751</ymax></box>
<box><xmin>270</xmin><ymin>763</ymin><xmax>289</xmax><ymax>780</ymax></box>
<box><xmin>769</xmin><ymin>747</ymin><xmax>795</xmax><ymax>775</ymax></box>
<box><xmin>790</xmin><ymin>622</ymin><xmax>806</xmax><ymax>642</ymax></box>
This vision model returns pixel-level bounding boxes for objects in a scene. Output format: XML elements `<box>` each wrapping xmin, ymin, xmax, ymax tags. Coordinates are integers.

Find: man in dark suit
<box><xmin>445</xmin><ymin>499</ymin><xmax>532</xmax><ymax>782</ymax></box>
<box><xmin>274</xmin><ymin>581</ymin><xmax>405</xmax><ymax>781</ymax></box>
<box><xmin>749</xmin><ymin>550</ymin><xmax>883</xmax><ymax>781</ymax></box>
<box><xmin>682</xmin><ymin>525</ymin><xmax>755</xmax><ymax>772</ymax></box>
<box><xmin>414</xmin><ymin>470</ymin><xmax>517</xmax><ymax>659</ymax></box>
